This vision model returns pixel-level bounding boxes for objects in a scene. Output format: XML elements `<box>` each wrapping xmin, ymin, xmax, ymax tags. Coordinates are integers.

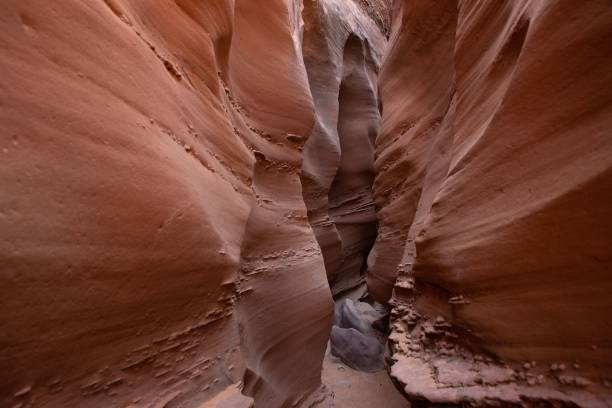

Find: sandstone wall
<box><xmin>373</xmin><ymin>0</ymin><xmax>612</xmax><ymax>405</ymax></box>
<box><xmin>2</xmin><ymin>0</ymin><xmax>610</xmax><ymax>406</ymax></box>
<box><xmin>0</xmin><ymin>1</ymin><xmax>335</xmax><ymax>406</ymax></box>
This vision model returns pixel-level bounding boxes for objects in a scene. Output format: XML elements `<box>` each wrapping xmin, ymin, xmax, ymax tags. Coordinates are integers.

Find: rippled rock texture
<box><xmin>373</xmin><ymin>0</ymin><xmax>612</xmax><ymax>406</ymax></box>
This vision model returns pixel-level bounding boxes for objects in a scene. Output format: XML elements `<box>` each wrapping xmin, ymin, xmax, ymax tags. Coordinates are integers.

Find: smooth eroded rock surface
<box><xmin>373</xmin><ymin>0</ymin><xmax>612</xmax><ymax>406</ymax></box>
<box><xmin>0</xmin><ymin>1</ymin><xmax>346</xmax><ymax>406</ymax></box>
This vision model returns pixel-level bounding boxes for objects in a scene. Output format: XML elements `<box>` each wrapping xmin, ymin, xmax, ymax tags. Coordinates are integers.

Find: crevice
<box><xmin>303</xmin><ymin>33</ymin><xmax>380</xmax><ymax>297</ymax></box>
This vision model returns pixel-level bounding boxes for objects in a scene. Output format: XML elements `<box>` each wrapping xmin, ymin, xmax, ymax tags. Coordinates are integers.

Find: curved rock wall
<box><xmin>0</xmin><ymin>1</ymin><xmax>340</xmax><ymax>406</ymax></box>
<box><xmin>374</xmin><ymin>0</ymin><xmax>612</xmax><ymax>405</ymax></box>
<box><xmin>228</xmin><ymin>1</ymin><xmax>334</xmax><ymax>406</ymax></box>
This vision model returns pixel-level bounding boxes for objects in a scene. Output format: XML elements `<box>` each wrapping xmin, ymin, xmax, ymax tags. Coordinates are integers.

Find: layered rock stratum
<box><xmin>1</xmin><ymin>0</ymin><xmax>611</xmax><ymax>407</ymax></box>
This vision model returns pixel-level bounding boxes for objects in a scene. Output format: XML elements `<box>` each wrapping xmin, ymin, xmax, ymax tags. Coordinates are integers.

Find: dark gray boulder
<box><xmin>334</xmin><ymin>298</ymin><xmax>381</xmax><ymax>335</ymax></box>
<box><xmin>330</xmin><ymin>326</ymin><xmax>384</xmax><ymax>372</ymax></box>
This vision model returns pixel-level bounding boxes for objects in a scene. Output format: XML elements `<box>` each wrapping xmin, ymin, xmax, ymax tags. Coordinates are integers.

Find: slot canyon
<box><xmin>1</xmin><ymin>0</ymin><xmax>611</xmax><ymax>407</ymax></box>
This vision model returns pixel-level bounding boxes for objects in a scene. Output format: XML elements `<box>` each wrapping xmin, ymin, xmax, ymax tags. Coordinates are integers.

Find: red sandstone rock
<box><xmin>0</xmin><ymin>1</ymin><xmax>339</xmax><ymax>406</ymax></box>
<box><xmin>374</xmin><ymin>0</ymin><xmax>612</xmax><ymax>405</ymax></box>
<box><xmin>2</xmin><ymin>0</ymin><xmax>611</xmax><ymax>407</ymax></box>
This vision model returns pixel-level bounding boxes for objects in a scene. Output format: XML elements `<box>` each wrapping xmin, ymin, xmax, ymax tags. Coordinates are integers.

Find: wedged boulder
<box><xmin>330</xmin><ymin>326</ymin><xmax>384</xmax><ymax>373</ymax></box>
<box><xmin>334</xmin><ymin>299</ymin><xmax>381</xmax><ymax>336</ymax></box>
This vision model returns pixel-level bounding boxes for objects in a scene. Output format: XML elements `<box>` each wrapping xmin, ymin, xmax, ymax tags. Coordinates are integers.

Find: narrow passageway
<box><xmin>323</xmin><ymin>285</ymin><xmax>408</xmax><ymax>407</ymax></box>
<box><xmin>301</xmin><ymin>26</ymin><xmax>407</xmax><ymax>407</ymax></box>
